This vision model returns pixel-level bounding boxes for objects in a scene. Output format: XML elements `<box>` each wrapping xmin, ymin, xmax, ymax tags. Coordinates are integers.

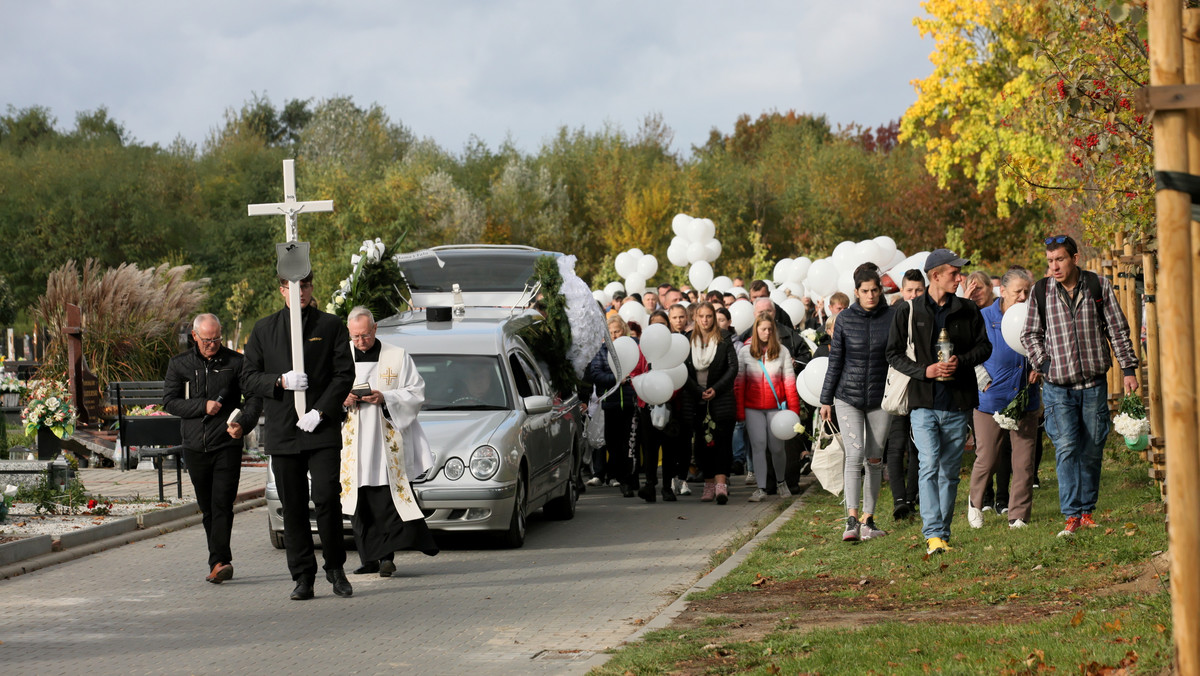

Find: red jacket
<box><xmin>735</xmin><ymin>344</ymin><xmax>801</xmax><ymax>420</ymax></box>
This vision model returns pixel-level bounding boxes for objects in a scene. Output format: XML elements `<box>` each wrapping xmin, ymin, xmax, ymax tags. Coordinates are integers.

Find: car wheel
<box><xmin>500</xmin><ymin>473</ymin><xmax>527</xmax><ymax>548</ymax></box>
<box><xmin>543</xmin><ymin>455</ymin><xmax>578</xmax><ymax>521</ymax></box>
<box><xmin>268</xmin><ymin>523</ymin><xmax>286</xmax><ymax>550</ymax></box>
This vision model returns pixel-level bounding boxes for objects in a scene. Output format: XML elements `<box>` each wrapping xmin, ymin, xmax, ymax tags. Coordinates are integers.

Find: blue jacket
<box><xmin>978</xmin><ymin>299</ymin><xmax>1040</xmax><ymax>415</ymax></box>
<box><xmin>820</xmin><ymin>301</ymin><xmax>893</xmax><ymax>410</ymax></box>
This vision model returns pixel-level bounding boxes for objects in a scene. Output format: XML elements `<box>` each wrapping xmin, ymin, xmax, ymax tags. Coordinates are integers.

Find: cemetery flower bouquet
<box><xmin>993</xmin><ymin>385</ymin><xmax>1032</xmax><ymax>431</ymax></box>
<box><xmin>21</xmin><ymin>379</ymin><xmax>77</xmax><ymax>439</ymax></box>
<box><xmin>1112</xmin><ymin>393</ymin><xmax>1150</xmax><ymax>441</ymax></box>
<box><xmin>326</xmin><ymin>238</ymin><xmax>407</xmax><ymax>322</ymax></box>
<box><xmin>0</xmin><ymin>373</ymin><xmax>22</xmax><ymax>394</ymax></box>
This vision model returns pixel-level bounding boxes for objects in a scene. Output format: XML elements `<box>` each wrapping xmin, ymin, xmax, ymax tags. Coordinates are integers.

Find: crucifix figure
<box><xmin>248</xmin><ymin>159</ymin><xmax>334</xmax><ymax>417</ymax></box>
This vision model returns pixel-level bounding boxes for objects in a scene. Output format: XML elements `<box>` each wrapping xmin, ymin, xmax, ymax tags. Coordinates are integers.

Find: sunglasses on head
<box><xmin>1044</xmin><ymin>235</ymin><xmax>1069</xmax><ymax>245</ymax></box>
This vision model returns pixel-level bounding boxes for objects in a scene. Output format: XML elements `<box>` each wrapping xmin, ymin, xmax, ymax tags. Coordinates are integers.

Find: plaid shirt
<box><xmin>1020</xmin><ymin>273</ymin><xmax>1138</xmax><ymax>390</ymax></box>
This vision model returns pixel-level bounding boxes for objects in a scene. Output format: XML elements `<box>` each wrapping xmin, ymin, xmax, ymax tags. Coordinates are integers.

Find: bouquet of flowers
<box><xmin>326</xmin><ymin>238</ymin><xmax>408</xmax><ymax>322</ymax></box>
<box><xmin>21</xmin><ymin>379</ymin><xmax>77</xmax><ymax>439</ymax></box>
<box><xmin>1112</xmin><ymin>393</ymin><xmax>1150</xmax><ymax>446</ymax></box>
<box><xmin>993</xmin><ymin>385</ymin><xmax>1032</xmax><ymax>431</ymax></box>
<box><xmin>0</xmin><ymin>373</ymin><xmax>22</xmax><ymax>394</ymax></box>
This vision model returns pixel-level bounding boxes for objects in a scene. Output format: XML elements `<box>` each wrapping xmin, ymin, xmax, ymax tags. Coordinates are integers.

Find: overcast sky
<box><xmin>3</xmin><ymin>1</ymin><xmax>935</xmax><ymax>156</ymax></box>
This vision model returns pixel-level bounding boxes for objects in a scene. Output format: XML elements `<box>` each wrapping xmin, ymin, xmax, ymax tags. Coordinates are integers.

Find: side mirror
<box><xmin>523</xmin><ymin>395</ymin><xmax>553</xmax><ymax>415</ymax></box>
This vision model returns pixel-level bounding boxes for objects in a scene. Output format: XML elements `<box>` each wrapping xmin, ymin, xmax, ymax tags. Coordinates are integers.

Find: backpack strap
<box><xmin>1033</xmin><ymin>271</ymin><xmax>1107</xmax><ymax>334</ymax></box>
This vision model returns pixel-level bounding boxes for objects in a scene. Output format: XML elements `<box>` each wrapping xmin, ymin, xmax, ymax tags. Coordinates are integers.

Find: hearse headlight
<box><xmin>444</xmin><ymin>457</ymin><xmax>465</xmax><ymax>480</ymax></box>
<box><xmin>469</xmin><ymin>445</ymin><xmax>500</xmax><ymax>480</ymax></box>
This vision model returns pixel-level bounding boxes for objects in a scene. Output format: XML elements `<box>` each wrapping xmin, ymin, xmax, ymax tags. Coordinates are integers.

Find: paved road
<box><xmin>0</xmin><ymin>481</ymin><xmax>785</xmax><ymax>675</ymax></box>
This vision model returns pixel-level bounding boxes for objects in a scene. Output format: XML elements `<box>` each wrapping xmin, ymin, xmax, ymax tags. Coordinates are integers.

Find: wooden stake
<box><xmin>1143</xmin><ymin>251</ymin><xmax>1164</xmax><ymax>443</ymax></box>
<box><xmin>1153</xmin><ymin>3</ymin><xmax>1200</xmax><ymax>673</ymax></box>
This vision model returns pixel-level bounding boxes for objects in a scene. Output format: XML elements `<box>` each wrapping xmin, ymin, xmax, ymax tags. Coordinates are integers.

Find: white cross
<box><xmin>248</xmin><ymin>159</ymin><xmax>334</xmax><ymax>418</ymax></box>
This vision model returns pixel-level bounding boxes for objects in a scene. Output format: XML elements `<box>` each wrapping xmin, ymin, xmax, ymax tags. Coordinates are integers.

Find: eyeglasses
<box><xmin>195</xmin><ymin>336</ymin><xmax>222</xmax><ymax>345</ymax></box>
<box><xmin>1044</xmin><ymin>236</ymin><xmax>1069</xmax><ymax>245</ymax></box>
<box><xmin>349</xmin><ymin>333</ymin><xmax>374</xmax><ymax>341</ymax></box>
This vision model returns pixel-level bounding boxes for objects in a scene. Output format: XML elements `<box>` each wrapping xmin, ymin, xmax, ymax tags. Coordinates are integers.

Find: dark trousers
<box><xmin>183</xmin><ymin>446</ymin><xmax>242</xmax><ymax>568</ymax></box>
<box><xmin>639</xmin><ymin>408</ymin><xmax>687</xmax><ymax>486</ymax></box>
<box><xmin>603</xmin><ymin>406</ymin><xmax>638</xmax><ymax>486</ymax></box>
<box><xmin>271</xmin><ymin>446</ymin><xmax>346</xmax><ymax>581</ymax></box>
<box><xmin>695</xmin><ymin>418</ymin><xmax>734</xmax><ymax>478</ymax></box>
<box><xmin>885</xmin><ymin>414</ymin><xmax>920</xmax><ymax>505</ymax></box>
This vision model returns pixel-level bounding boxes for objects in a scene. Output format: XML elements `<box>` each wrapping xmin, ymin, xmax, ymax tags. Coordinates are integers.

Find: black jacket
<box><xmin>585</xmin><ymin>344</ymin><xmax>638</xmax><ymax>412</ymax></box>
<box><xmin>681</xmin><ymin>333</ymin><xmax>738</xmax><ymax>424</ymax></box>
<box><xmin>242</xmin><ymin>306</ymin><xmax>355</xmax><ymax>454</ymax></box>
<box><xmin>163</xmin><ymin>345</ymin><xmax>262</xmax><ymax>453</ymax></box>
<box><xmin>820</xmin><ymin>302</ymin><xmax>894</xmax><ymax>410</ymax></box>
<box><xmin>886</xmin><ymin>293</ymin><xmax>992</xmax><ymax>412</ymax></box>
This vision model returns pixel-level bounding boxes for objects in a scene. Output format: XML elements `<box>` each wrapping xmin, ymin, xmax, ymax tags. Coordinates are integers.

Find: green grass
<box><xmin>593</xmin><ymin>436</ymin><xmax>1174</xmax><ymax>675</ymax></box>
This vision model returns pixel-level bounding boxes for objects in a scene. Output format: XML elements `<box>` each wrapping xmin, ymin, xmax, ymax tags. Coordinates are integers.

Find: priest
<box><xmin>341</xmin><ymin>306</ymin><xmax>439</xmax><ymax>577</ymax></box>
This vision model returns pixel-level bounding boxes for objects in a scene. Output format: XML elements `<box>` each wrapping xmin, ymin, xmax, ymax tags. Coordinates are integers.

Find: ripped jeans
<box><xmin>833</xmin><ymin>398</ymin><xmax>891</xmax><ymax>517</ymax></box>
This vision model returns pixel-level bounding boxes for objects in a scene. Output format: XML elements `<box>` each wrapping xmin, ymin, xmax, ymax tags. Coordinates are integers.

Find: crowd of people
<box><xmin>586</xmin><ymin>234</ymin><xmax>1140</xmax><ymax>556</ymax></box>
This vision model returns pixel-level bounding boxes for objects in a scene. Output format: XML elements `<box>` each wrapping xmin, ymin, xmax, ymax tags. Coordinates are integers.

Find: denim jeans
<box><xmin>909</xmin><ymin>408</ymin><xmax>971</xmax><ymax>540</ymax></box>
<box><xmin>1042</xmin><ymin>381</ymin><xmax>1110</xmax><ymax>518</ymax></box>
<box><xmin>732</xmin><ymin>421</ymin><xmax>747</xmax><ymax>465</ymax></box>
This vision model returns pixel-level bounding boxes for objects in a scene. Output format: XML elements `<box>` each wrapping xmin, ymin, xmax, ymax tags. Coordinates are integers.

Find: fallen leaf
<box><xmin>631</xmin><ymin>618</ymin><xmax>644</xmax><ymax>625</ymax></box>
<box><xmin>701</xmin><ymin>643</ymin><xmax>723</xmax><ymax>651</ymax></box>
<box><xmin>751</xmin><ymin>573</ymin><xmax>772</xmax><ymax>588</ymax></box>
<box><xmin>858</xmin><ymin>579</ymin><xmax>870</xmax><ymax>586</ymax></box>
<box><xmin>909</xmin><ymin>648</ymin><xmax>921</xmax><ymax>654</ymax></box>
<box><xmin>764</xmin><ymin>663</ymin><xmax>780</xmax><ymax>674</ymax></box>
<box><xmin>1105</xmin><ymin>528</ymin><xmax>1116</xmax><ymax>535</ymax></box>
<box><xmin>1070</xmin><ymin>610</ymin><xmax>1085</xmax><ymax>626</ymax></box>
<box><xmin>1153</xmin><ymin>624</ymin><xmax>1166</xmax><ymax>633</ymax></box>
<box><xmin>787</xmin><ymin>548</ymin><xmax>806</xmax><ymax>556</ymax></box>
<box><xmin>954</xmin><ymin>653</ymin><xmax>966</xmax><ymax>660</ymax></box>
<box><xmin>154</xmin><ymin>544</ymin><xmax>165</xmax><ymax>548</ymax></box>
<box><xmin>676</xmin><ymin>516</ymin><xmax>687</xmax><ymax>520</ymax></box>
<box><xmin>1032</xmin><ymin>564</ymin><xmax>1044</xmax><ymax>571</ymax></box>
<box><xmin>1103</xmin><ymin>619</ymin><xmax>1123</xmax><ymax>632</ymax></box>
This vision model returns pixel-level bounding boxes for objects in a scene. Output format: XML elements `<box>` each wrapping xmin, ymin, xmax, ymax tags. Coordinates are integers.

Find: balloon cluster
<box><xmin>614</xmin><ymin>248</ymin><xmax>659</xmax><ymax>296</ymax></box>
<box><xmin>620</xmin><ymin>324</ymin><xmax>690</xmax><ymax>405</ymax></box>
<box><xmin>666</xmin><ymin>214</ymin><xmax>722</xmax><ymax>292</ymax></box>
<box><xmin>776</xmin><ymin>237</ymin><xmax>906</xmax><ymax>300</ymax></box>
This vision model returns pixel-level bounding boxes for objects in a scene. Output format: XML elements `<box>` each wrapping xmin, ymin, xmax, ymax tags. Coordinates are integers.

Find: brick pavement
<box><xmin>0</xmin><ymin>481</ymin><xmax>788</xmax><ymax>675</ymax></box>
<box><xmin>75</xmin><ymin>466</ymin><xmax>268</xmax><ymax>502</ymax></box>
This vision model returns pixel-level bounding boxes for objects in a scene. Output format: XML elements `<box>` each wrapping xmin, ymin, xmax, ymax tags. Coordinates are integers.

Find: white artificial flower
<box><xmin>45</xmin><ymin>396</ymin><xmax>60</xmax><ymax>409</ymax></box>
<box><xmin>351</xmin><ymin>254</ymin><xmax>362</xmax><ymax>267</ymax></box>
<box><xmin>335</xmin><ymin>295</ymin><xmax>345</xmax><ymax>306</ymax></box>
<box><xmin>992</xmin><ymin>412</ymin><xmax>1020</xmax><ymax>431</ymax></box>
<box><xmin>339</xmin><ymin>279</ymin><xmax>351</xmax><ymax>293</ymax></box>
<box><xmin>3</xmin><ymin>485</ymin><xmax>17</xmax><ymax>499</ymax></box>
<box><xmin>1112</xmin><ymin>412</ymin><xmax>1149</xmax><ymax>438</ymax></box>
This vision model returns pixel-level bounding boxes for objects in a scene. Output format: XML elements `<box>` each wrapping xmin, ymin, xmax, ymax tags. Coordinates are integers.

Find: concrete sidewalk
<box><xmin>76</xmin><ymin>465</ymin><xmax>268</xmax><ymax>502</ymax></box>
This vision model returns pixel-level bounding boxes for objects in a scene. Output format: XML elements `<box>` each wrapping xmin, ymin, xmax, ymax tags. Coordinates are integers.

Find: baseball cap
<box><xmin>923</xmin><ymin>248</ymin><xmax>970</xmax><ymax>272</ymax></box>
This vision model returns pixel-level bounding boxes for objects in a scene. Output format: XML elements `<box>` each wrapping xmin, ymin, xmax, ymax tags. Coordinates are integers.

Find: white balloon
<box><xmin>639</xmin><ymin>323</ymin><xmax>672</xmax><ymax>363</ymax></box>
<box><xmin>686</xmin><ymin>241</ymin><xmax>706</xmax><ymax>264</ymax></box>
<box><xmin>1002</xmin><ymin>302</ymin><xmax>1030</xmax><ymax>356</ymax></box>
<box><xmin>730</xmin><ymin>286</ymin><xmax>749</xmax><ymax>298</ymax></box>
<box><xmin>604</xmin><ymin>281</ymin><xmax>625</xmax><ymax>297</ymax></box>
<box><xmin>770</xmin><ymin>289</ymin><xmax>788</xmax><ymax>305</ymax></box>
<box><xmin>832</xmin><ymin>241</ymin><xmax>857</xmax><ymax>270</ymax></box>
<box><xmin>781</xmin><ymin>297</ymin><xmax>806</xmax><ymax>328</ymax></box>
<box><xmin>663</xmin><ymin>363</ymin><xmax>689</xmax><ymax>390</ymax></box>
<box><xmin>709</xmin><ymin>276</ymin><xmax>733</xmax><ymax>292</ymax></box>
<box><xmin>874</xmin><ymin>236</ymin><xmax>897</xmax><ymax>264</ymax></box>
<box><xmin>656</xmin><ymin>333</ymin><xmax>691</xmax><ymax>369</ymax></box>
<box><xmin>618</xmin><ymin>302</ymin><xmax>648</xmax><ymax>327</ymax></box>
<box><xmin>729</xmin><ymin>299</ymin><xmax>755</xmax><ymax>335</ymax></box>
<box><xmin>796</xmin><ymin>372</ymin><xmax>822</xmax><ymax>408</ymax></box>
<box><xmin>671</xmin><ymin>213</ymin><xmax>694</xmax><ymax>237</ymax></box>
<box><xmin>688</xmin><ymin>261</ymin><xmax>714</xmax><ymax>291</ymax></box>
<box><xmin>703</xmin><ymin>239</ymin><xmax>722</xmax><ymax>262</ymax></box>
<box><xmin>628</xmin><ymin>248</ymin><xmax>644</xmax><ymax>259</ymax></box>
<box><xmin>887</xmin><ymin>249</ymin><xmax>907</xmax><ymax>270</ymax></box>
<box><xmin>855</xmin><ymin>240</ymin><xmax>883</xmax><ymax>268</ymax></box>
<box><xmin>612</xmin><ymin>336</ymin><xmax>641</xmax><ymax>381</ymax></box>
<box><xmin>837</xmin><ymin>269</ymin><xmax>856</xmax><ymax>297</ymax></box>
<box><xmin>788</xmin><ymin>257</ymin><xmax>812</xmax><ymax>284</ymax></box>
<box><xmin>633</xmin><ymin>370</ymin><xmax>675</xmax><ymax>405</ymax></box>
<box><xmin>667</xmin><ymin>242</ymin><xmax>690</xmax><ymax>267</ymax></box>
<box><xmin>803</xmin><ymin>356</ymin><xmax>829</xmax><ymax>401</ymax></box>
<box><xmin>592</xmin><ymin>289</ymin><xmax>608</xmax><ymax>305</ymax></box>
<box><xmin>690</xmin><ymin>217</ymin><xmax>716</xmax><ymax>243</ymax></box>
<box><xmin>770</xmin><ymin>409</ymin><xmax>801</xmax><ymax>441</ymax></box>
<box><xmin>806</xmin><ymin>259</ymin><xmax>838</xmax><ymax>297</ymax></box>
<box><xmin>773</xmin><ymin>259</ymin><xmax>793</xmax><ymax>284</ymax></box>
<box><xmin>614</xmin><ymin>252</ymin><xmax>635</xmax><ymax>279</ymax></box>
<box><xmin>636</xmin><ymin>255</ymin><xmax>658</xmax><ymax>280</ymax></box>
<box><xmin>781</xmin><ymin>281</ymin><xmax>804</xmax><ymax>297</ymax></box>
<box><xmin>624</xmin><ymin>274</ymin><xmax>646</xmax><ymax>295</ymax></box>
<box><xmin>763</xmin><ymin>279</ymin><xmax>776</xmax><ymax>293</ymax></box>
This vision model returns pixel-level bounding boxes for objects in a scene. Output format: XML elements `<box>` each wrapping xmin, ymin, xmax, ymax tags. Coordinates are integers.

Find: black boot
<box><xmin>378</xmin><ymin>559</ymin><xmax>396</xmax><ymax>578</ymax></box>
<box><xmin>290</xmin><ymin>576</ymin><xmax>315</xmax><ymax>601</ymax></box>
<box><xmin>637</xmin><ymin>484</ymin><xmax>657</xmax><ymax>503</ymax></box>
<box><xmin>326</xmin><ymin>568</ymin><xmax>354</xmax><ymax>597</ymax></box>
<box><xmin>661</xmin><ymin>484</ymin><xmax>677</xmax><ymax>502</ymax></box>
<box><xmin>353</xmin><ymin>561</ymin><xmax>380</xmax><ymax>575</ymax></box>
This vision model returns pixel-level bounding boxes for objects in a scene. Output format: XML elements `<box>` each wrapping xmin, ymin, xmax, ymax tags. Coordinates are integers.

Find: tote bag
<box><xmin>881</xmin><ymin>300</ymin><xmax>915</xmax><ymax>416</ymax></box>
<box><xmin>811</xmin><ymin>418</ymin><xmax>845</xmax><ymax>496</ymax></box>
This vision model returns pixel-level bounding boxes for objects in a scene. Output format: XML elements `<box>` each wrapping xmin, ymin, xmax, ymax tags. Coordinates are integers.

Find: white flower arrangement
<box><xmin>1112</xmin><ymin>412</ymin><xmax>1149</xmax><ymax>438</ymax></box>
<box><xmin>992</xmin><ymin>384</ymin><xmax>1032</xmax><ymax>431</ymax></box>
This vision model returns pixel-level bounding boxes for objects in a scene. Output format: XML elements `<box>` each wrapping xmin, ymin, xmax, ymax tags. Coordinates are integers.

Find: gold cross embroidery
<box><xmin>379</xmin><ymin>367</ymin><xmax>398</xmax><ymax>386</ymax></box>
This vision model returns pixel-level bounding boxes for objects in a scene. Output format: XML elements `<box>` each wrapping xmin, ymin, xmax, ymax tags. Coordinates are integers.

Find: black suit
<box><xmin>243</xmin><ymin>305</ymin><xmax>355</xmax><ymax>581</ymax></box>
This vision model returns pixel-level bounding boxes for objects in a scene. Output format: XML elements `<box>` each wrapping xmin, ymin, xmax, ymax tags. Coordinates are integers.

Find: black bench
<box><xmin>108</xmin><ymin>381</ymin><xmax>183</xmax><ymax>500</ymax></box>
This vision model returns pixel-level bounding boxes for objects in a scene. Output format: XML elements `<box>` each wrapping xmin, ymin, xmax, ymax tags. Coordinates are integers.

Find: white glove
<box><xmin>296</xmin><ymin>410</ymin><xmax>321</xmax><ymax>432</ymax></box>
<box><xmin>282</xmin><ymin>370</ymin><xmax>308</xmax><ymax>391</ymax></box>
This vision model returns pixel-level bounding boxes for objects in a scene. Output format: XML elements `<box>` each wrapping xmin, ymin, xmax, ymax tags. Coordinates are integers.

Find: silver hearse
<box><xmin>266</xmin><ymin>245</ymin><xmax>585</xmax><ymax>548</ymax></box>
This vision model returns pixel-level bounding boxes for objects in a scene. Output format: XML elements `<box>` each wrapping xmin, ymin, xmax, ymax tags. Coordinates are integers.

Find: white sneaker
<box><xmin>585</xmin><ymin>477</ymin><xmax>602</xmax><ymax>487</ymax></box>
<box><xmin>968</xmin><ymin>505</ymin><xmax>984</xmax><ymax>529</ymax></box>
<box><xmin>748</xmin><ymin>488</ymin><xmax>767</xmax><ymax>502</ymax></box>
<box><xmin>744</xmin><ymin>471</ymin><xmax>756</xmax><ymax>486</ymax></box>
<box><xmin>678</xmin><ymin>480</ymin><xmax>692</xmax><ymax>496</ymax></box>
<box><xmin>981</xmin><ymin>505</ymin><xmax>994</xmax><ymax>513</ymax></box>
<box><xmin>777</xmin><ymin>483</ymin><xmax>791</xmax><ymax>498</ymax></box>
<box><xmin>1009</xmin><ymin>519</ymin><xmax>1028</xmax><ymax>529</ymax></box>
<box><xmin>608</xmin><ymin>479</ymin><xmax>622</xmax><ymax>487</ymax></box>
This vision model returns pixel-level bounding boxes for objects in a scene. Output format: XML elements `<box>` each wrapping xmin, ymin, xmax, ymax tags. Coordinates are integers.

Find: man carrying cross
<box><xmin>242</xmin><ymin>160</ymin><xmax>355</xmax><ymax>601</ymax></box>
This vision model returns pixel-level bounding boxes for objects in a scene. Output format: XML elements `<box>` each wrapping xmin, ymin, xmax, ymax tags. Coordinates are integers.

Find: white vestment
<box><xmin>339</xmin><ymin>342</ymin><xmax>435</xmax><ymax>522</ymax></box>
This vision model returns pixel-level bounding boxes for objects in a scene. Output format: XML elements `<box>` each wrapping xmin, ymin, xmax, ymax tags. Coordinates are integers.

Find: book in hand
<box><xmin>351</xmin><ymin>383</ymin><xmax>373</xmax><ymax>398</ymax></box>
<box><xmin>226</xmin><ymin>408</ymin><xmax>242</xmax><ymax>425</ymax></box>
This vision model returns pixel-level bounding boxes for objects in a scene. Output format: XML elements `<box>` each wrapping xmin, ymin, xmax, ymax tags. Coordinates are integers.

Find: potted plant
<box><xmin>0</xmin><ymin>484</ymin><xmax>16</xmax><ymax>522</ymax></box>
<box><xmin>1112</xmin><ymin>393</ymin><xmax>1150</xmax><ymax>451</ymax></box>
<box><xmin>21</xmin><ymin>379</ymin><xmax>77</xmax><ymax>460</ymax></box>
<box><xmin>0</xmin><ymin>370</ymin><xmax>22</xmax><ymax>407</ymax></box>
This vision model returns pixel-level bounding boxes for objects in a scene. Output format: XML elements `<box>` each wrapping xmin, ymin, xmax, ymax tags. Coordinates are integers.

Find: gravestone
<box><xmin>64</xmin><ymin>304</ymin><xmax>102</xmax><ymax>427</ymax></box>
